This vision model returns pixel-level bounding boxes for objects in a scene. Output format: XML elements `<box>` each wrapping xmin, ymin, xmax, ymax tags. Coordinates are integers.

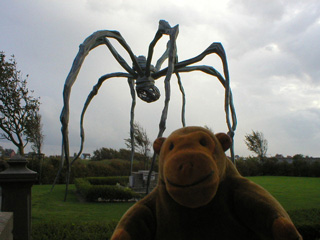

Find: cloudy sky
<box><xmin>1</xmin><ymin>0</ymin><xmax>319</xmax><ymax>158</ymax></box>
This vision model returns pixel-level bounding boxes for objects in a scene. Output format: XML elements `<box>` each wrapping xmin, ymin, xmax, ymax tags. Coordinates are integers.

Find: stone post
<box><xmin>0</xmin><ymin>156</ymin><xmax>37</xmax><ymax>240</ymax></box>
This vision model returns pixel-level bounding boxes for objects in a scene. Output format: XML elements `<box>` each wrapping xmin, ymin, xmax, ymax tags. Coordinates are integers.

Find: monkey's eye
<box><xmin>199</xmin><ymin>138</ymin><xmax>207</xmax><ymax>147</ymax></box>
<box><xmin>169</xmin><ymin>143</ymin><xmax>174</xmax><ymax>151</ymax></box>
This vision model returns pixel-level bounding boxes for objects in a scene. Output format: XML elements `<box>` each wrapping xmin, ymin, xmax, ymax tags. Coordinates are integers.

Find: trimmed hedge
<box><xmin>87</xmin><ymin>176</ymin><xmax>129</xmax><ymax>186</ymax></box>
<box><xmin>75</xmin><ymin>177</ymin><xmax>139</xmax><ymax>202</ymax></box>
<box><xmin>32</xmin><ymin>221</ymin><xmax>117</xmax><ymax>240</ymax></box>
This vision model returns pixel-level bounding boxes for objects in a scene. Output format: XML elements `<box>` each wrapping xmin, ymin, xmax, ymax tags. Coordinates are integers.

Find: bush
<box><xmin>32</xmin><ymin>220</ymin><xmax>117</xmax><ymax>240</ymax></box>
<box><xmin>26</xmin><ymin>157</ymin><xmax>149</xmax><ymax>184</ymax></box>
<box><xmin>236</xmin><ymin>157</ymin><xmax>262</xmax><ymax>176</ymax></box>
<box><xmin>92</xmin><ymin>147</ymin><xmax>146</xmax><ymax>162</ymax></box>
<box><xmin>0</xmin><ymin>160</ymin><xmax>9</xmax><ymax>172</ymax></box>
<box><xmin>74</xmin><ymin>177</ymin><xmax>139</xmax><ymax>202</ymax></box>
<box><xmin>236</xmin><ymin>157</ymin><xmax>320</xmax><ymax>177</ymax></box>
<box><xmin>74</xmin><ymin>178</ymin><xmax>91</xmax><ymax>197</ymax></box>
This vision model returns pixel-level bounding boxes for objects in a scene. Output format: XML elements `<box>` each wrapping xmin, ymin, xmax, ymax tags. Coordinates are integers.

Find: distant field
<box><xmin>32</xmin><ymin>176</ymin><xmax>320</xmax><ymax>224</ymax></box>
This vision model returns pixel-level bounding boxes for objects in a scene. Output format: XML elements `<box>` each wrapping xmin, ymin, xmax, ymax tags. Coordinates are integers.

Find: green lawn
<box><xmin>248</xmin><ymin>176</ymin><xmax>320</xmax><ymax>211</ymax></box>
<box><xmin>32</xmin><ymin>184</ymin><xmax>134</xmax><ymax>225</ymax></box>
<box><xmin>32</xmin><ymin>177</ymin><xmax>320</xmax><ymax>224</ymax></box>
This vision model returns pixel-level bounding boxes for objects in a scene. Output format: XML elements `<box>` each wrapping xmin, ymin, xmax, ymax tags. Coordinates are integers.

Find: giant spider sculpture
<box><xmin>54</xmin><ymin>20</ymin><xmax>237</xmax><ymax>200</ymax></box>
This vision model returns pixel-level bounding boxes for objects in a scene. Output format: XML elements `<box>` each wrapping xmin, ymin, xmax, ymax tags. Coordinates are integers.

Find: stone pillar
<box><xmin>0</xmin><ymin>156</ymin><xmax>37</xmax><ymax>240</ymax></box>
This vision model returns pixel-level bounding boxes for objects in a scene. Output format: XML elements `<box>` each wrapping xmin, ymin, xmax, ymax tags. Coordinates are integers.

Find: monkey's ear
<box><xmin>215</xmin><ymin>133</ymin><xmax>232</xmax><ymax>152</ymax></box>
<box><xmin>153</xmin><ymin>137</ymin><xmax>166</xmax><ymax>154</ymax></box>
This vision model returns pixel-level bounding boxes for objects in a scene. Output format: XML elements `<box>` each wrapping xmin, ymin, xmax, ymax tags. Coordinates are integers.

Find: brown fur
<box><xmin>112</xmin><ymin>126</ymin><xmax>302</xmax><ymax>240</ymax></box>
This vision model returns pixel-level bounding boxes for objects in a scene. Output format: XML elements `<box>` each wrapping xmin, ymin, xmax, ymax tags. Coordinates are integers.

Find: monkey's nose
<box><xmin>178</xmin><ymin>162</ymin><xmax>194</xmax><ymax>173</ymax></box>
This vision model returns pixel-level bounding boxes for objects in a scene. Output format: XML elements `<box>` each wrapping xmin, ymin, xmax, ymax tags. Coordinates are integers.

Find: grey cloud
<box><xmin>228</xmin><ymin>0</ymin><xmax>285</xmax><ymax>21</ymax></box>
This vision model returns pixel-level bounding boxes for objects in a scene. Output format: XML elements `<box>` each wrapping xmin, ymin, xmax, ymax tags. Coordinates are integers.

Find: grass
<box><xmin>248</xmin><ymin>176</ymin><xmax>320</xmax><ymax>211</ymax></box>
<box><xmin>32</xmin><ymin>177</ymin><xmax>320</xmax><ymax>224</ymax></box>
<box><xmin>32</xmin><ymin>184</ymin><xmax>134</xmax><ymax>225</ymax></box>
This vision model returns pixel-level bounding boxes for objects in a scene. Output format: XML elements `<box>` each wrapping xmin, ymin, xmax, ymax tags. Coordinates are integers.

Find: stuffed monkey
<box><xmin>112</xmin><ymin>126</ymin><xmax>302</xmax><ymax>240</ymax></box>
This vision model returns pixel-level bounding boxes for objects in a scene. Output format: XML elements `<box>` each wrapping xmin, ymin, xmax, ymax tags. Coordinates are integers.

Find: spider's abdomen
<box><xmin>134</xmin><ymin>55</ymin><xmax>161</xmax><ymax>103</ymax></box>
<box><xmin>136</xmin><ymin>76</ymin><xmax>160</xmax><ymax>103</ymax></box>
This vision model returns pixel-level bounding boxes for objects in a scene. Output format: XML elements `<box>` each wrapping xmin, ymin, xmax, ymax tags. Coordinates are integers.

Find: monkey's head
<box><xmin>153</xmin><ymin>126</ymin><xmax>232</xmax><ymax>208</ymax></box>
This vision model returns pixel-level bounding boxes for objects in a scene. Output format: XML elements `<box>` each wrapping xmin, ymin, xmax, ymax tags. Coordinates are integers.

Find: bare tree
<box><xmin>0</xmin><ymin>52</ymin><xmax>40</xmax><ymax>155</ymax></box>
<box><xmin>244</xmin><ymin>130</ymin><xmax>268</xmax><ymax>161</ymax></box>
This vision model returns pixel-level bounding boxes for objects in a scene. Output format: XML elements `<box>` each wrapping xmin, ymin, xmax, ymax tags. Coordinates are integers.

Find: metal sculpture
<box><xmin>54</xmin><ymin>20</ymin><xmax>237</xmax><ymax>200</ymax></box>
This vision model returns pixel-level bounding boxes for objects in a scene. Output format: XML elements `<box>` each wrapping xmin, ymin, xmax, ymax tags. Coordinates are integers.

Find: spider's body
<box><xmin>55</xmin><ymin>20</ymin><xmax>237</xmax><ymax>200</ymax></box>
<box><xmin>134</xmin><ymin>55</ymin><xmax>160</xmax><ymax>103</ymax></box>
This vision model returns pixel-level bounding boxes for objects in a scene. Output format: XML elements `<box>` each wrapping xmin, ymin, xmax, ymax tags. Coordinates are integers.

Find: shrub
<box><xmin>310</xmin><ymin>161</ymin><xmax>320</xmax><ymax>177</ymax></box>
<box><xmin>87</xmin><ymin>176</ymin><xmax>129</xmax><ymax>186</ymax></box>
<box><xmin>236</xmin><ymin>157</ymin><xmax>262</xmax><ymax>176</ymax></box>
<box><xmin>0</xmin><ymin>160</ymin><xmax>9</xmax><ymax>172</ymax></box>
<box><xmin>25</xmin><ymin>155</ymin><xmax>159</xmax><ymax>184</ymax></box>
<box><xmin>74</xmin><ymin>178</ymin><xmax>91</xmax><ymax>197</ymax></box>
<box><xmin>87</xmin><ymin>161</ymin><xmax>121</xmax><ymax>177</ymax></box>
<box><xmin>92</xmin><ymin>147</ymin><xmax>146</xmax><ymax>161</ymax></box>
<box><xmin>74</xmin><ymin>177</ymin><xmax>139</xmax><ymax>202</ymax></box>
<box><xmin>236</xmin><ymin>157</ymin><xmax>320</xmax><ymax>177</ymax></box>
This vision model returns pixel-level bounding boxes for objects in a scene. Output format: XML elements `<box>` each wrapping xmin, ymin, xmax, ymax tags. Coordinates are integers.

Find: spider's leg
<box><xmin>61</xmin><ymin>32</ymin><xmax>106</xmax><ymax>177</ymax></box>
<box><xmin>61</xmin><ymin>30</ymin><xmax>138</xmax><ymax>168</ymax></box>
<box><xmin>145</xmin><ymin>20</ymin><xmax>177</xmax><ymax>76</ymax></box>
<box><xmin>105</xmin><ymin>31</ymin><xmax>143</xmax><ymax>76</ymax></box>
<box><xmin>103</xmin><ymin>38</ymin><xmax>136</xmax><ymax>76</ymax></box>
<box><xmin>51</xmin><ymin>140</ymin><xmax>65</xmax><ymax>191</ymax></box>
<box><xmin>153</xmin><ymin>42</ymin><xmax>236</xmax><ymax>161</ymax></box>
<box><xmin>172</xmin><ymin>43</ymin><xmax>186</xmax><ymax>128</ymax></box>
<box><xmin>161</xmin><ymin>43</ymin><xmax>233</xmax><ymax>132</ymax></box>
<box><xmin>155</xmin><ymin>42</ymin><xmax>170</xmax><ymax>71</ymax></box>
<box><xmin>60</xmin><ymin>29</ymin><xmax>139</xmax><ymax>200</ymax></box>
<box><xmin>153</xmin><ymin>21</ymin><xmax>180</xmax><ymax>72</ymax></box>
<box><xmin>146</xmin><ymin>23</ymin><xmax>179</xmax><ymax>194</ymax></box>
<box><xmin>176</xmin><ymin>72</ymin><xmax>186</xmax><ymax>127</ymax></box>
<box><xmin>145</xmin><ymin>30</ymin><xmax>164</xmax><ymax>76</ymax></box>
<box><xmin>127</xmin><ymin>77</ymin><xmax>136</xmax><ymax>180</ymax></box>
<box><xmin>62</xmin><ymin>72</ymin><xmax>131</xmax><ymax>200</ymax></box>
<box><xmin>157</xmin><ymin>24</ymin><xmax>179</xmax><ymax>137</ymax></box>
<box><xmin>153</xmin><ymin>42</ymin><xmax>229</xmax><ymax>80</ymax></box>
<box><xmin>61</xmin><ymin>31</ymin><xmax>118</xmax><ymax>186</ymax></box>
<box><xmin>184</xmin><ymin>66</ymin><xmax>237</xmax><ymax>131</ymax></box>
<box><xmin>176</xmin><ymin>65</ymin><xmax>237</xmax><ymax>162</ymax></box>
<box><xmin>73</xmin><ymin>72</ymin><xmax>132</xmax><ymax>165</ymax></box>
<box><xmin>176</xmin><ymin>65</ymin><xmax>237</xmax><ymax>130</ymax></box>
<box><xmin>155</xmin><ymin>38</ymin><xmax>186</xmax><ymax>127</ymax></box>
